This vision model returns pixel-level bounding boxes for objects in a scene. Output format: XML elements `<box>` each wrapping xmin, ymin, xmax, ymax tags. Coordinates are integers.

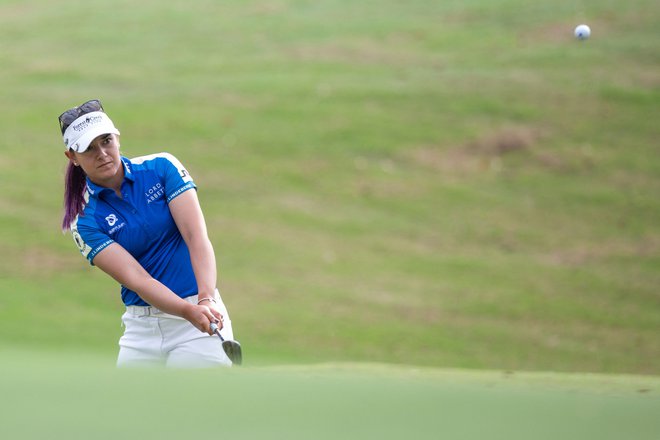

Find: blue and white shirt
<box><xmin>71</xmin><ymin>153</ymin><xmax>199</xmax><ymax>306</ymax></box>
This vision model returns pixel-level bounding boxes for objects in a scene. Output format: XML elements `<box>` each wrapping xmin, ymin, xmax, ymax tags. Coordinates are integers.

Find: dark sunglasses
<box><xmin>58</xmin><ymin>99</ymin><xmax>104</xmax><ymax>134</ymax></box>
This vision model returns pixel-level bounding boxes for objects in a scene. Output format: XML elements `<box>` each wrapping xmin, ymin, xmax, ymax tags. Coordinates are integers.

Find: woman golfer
<box><xmin>58</xmin><ymin>99</ymin><xmax>236</xmax><ymax>367</ymax></box>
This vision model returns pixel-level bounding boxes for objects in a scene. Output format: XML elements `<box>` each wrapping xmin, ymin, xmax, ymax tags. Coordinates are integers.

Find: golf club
<box><xmin>210</xmin><ymin>322</ymin><xmax>242</xmax><ymax>365</ymax></box>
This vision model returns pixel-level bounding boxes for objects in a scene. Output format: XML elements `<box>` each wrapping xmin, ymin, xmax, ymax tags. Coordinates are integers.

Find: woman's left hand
<box><xmin>197</xmin><ymin>297</ymin><xmax>224</xmax><ymax>332</ymax></box>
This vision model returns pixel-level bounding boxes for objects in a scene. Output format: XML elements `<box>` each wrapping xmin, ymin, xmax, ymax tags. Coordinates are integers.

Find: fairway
<box><xmin>1</xmin><ymin>349</ymin><xmax>658</xmax><ymax>440</ymax></box>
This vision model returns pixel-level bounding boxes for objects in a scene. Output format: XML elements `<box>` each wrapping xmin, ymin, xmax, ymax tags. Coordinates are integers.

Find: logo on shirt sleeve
<box><xmin>71</xmin><ymin>226</ymin><xmax>92</xmax><ymax>258</ymax></box>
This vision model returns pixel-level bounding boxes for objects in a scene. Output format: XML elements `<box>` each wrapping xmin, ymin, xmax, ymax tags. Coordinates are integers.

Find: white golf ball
<box><xmin>574</xmin><ymin>24</ymin><xmax>591</xmax><ymax>40</ymax></box>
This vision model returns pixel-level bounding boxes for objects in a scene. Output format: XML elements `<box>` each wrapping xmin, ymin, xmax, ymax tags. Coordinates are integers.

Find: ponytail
<box><xmin>62</xmin><ymin>162</ymin><xmax>88</xmax><ymax>232</ymax></box>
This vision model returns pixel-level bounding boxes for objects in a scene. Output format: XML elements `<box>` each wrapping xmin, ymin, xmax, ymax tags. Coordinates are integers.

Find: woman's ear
<box><xmin>64</xmin><ymin>150</ymin><xmax>78</xmax><ymax>166</ymax></box>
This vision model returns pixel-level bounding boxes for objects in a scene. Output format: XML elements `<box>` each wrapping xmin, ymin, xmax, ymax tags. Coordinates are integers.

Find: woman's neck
<box><xmin>89</xmin><ymin>162</ymin><xmax>125</xmax><ymax>197</ymax></box>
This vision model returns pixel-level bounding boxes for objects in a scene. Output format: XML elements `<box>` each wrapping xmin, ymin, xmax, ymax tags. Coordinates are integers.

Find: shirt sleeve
<box><xmin>158</xmin><ymin>153</ymin><xmax>197</xmax><ymax>203</ymax></box>
<box><xmin>71</xmin><ymin>220</ymin><xmax>114</xmax><ymax>266</ymax></box>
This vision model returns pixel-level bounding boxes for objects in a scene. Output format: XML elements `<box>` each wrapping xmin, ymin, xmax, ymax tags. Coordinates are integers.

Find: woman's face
<box><xmin>66</xmin><ymin>133</ymin><xmax>122</xmax><ymax>186</ymax></box>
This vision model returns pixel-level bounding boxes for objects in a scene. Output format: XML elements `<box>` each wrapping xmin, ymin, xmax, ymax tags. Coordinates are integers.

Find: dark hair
<box><xmin>62</xmin><ymin>161</ymin><xmax>88</xmax><ymax>231</ymax></box>
<box><xmin>59</xmin><ymin>99</ymin><xmax>104</xmax><ymax>231</ymax></box>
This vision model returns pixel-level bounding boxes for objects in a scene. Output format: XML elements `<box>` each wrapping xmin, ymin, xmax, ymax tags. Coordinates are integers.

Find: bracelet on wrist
<box><xmin>197</xmin><ymin>297</ymin><xmax>216</xmax><ymax>305</ymax></box>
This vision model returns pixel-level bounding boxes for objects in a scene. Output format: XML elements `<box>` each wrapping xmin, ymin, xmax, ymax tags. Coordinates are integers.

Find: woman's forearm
<box><xmin>124</xmin><ymin>268</ymin><xmax>221</xmax><ymax>334</ymax></box>
<box><xmin>186</xmin><ymin>235</ymin><xmax>218</xmax><ymax>300</ymax></box>
<box><xmin>169</xmin><ymin>190</ymin><xmax>219</xmax><ymax>301</ymax></box>
<box><xmin>131</xmin><ymin>277</ymin><xmax>195</xmax><ymax>316</ymax></box>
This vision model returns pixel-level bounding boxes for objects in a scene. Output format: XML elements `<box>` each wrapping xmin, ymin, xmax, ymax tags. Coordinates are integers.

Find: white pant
<box><xmin>117</xmin><ymin>292</ymin><xmax>234</xmax><ymax>368</ymax></box>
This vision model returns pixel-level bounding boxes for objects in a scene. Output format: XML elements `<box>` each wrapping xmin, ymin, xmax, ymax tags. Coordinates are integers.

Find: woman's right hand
<box><xmin>182</xmin><ymin>303</ymin><xmax>223</xmax><ymax>335</ymax></box>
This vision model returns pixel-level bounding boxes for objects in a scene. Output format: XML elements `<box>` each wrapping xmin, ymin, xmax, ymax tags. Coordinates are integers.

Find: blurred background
<box><xmin>0</xmin><ymin>0</ymin><xmax>658</xmax><ymax>375</ymax></box>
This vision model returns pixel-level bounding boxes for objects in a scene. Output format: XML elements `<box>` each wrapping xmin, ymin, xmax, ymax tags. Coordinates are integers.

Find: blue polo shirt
<box><xmin>71</xmin><ymin>153</ymin><xmax>198</xmax><ymax>306</ymax></box>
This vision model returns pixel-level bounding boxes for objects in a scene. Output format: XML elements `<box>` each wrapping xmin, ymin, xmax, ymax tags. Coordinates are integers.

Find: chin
<box><xmin>95</xmin><ymin>163</ymin><xmax>120</xmax><ymax>178</ymax></box>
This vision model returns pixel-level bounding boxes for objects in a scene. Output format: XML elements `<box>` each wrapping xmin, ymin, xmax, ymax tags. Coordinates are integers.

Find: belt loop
<box><xmin>126</xmin><ymin>305</ymin><xmax>153</xmax><ymax>317</ymax></box>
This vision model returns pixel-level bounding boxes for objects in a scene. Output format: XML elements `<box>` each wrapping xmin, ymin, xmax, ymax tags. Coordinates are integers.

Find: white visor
<box><xmin>62</xmin><ymin>111</ymin><xmax>120</xmax><ymax>153</ymax></box>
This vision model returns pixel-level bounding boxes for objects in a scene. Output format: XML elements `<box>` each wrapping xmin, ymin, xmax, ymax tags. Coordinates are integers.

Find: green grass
<box><xmin>1</xmin><ymin>349</ymin><xmax>659</xmax><ymax>440</ymax></box>
<box><xmin>0</xmin><ymin>0</ymin><xmax>658</xmax><ymax>377</ymax></box>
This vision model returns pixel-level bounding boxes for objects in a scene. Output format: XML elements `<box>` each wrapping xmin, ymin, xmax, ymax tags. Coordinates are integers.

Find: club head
<box><xmin>210</xmin><ymin>322</ymin><xmax>243</xmax><ymax>365</ymax></box>
<box><xmin>222</xmin><ymin>340</ymin><xmax>243</xmax><ymax>366</ymax></box>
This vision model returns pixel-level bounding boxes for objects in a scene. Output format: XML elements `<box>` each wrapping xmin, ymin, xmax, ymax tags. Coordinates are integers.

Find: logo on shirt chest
<box><xmin>105</xmin><ymin>213</ymin><xmax>126</xmax><ymax>235</ymax></box>
<box><xmin>105</xmin><ymin>214</ymin><xmax>118</xmax><ymax>226</ymax></box>
<box><xmin>145</xmin><ymin>183</ymin><xmax>165</xmax><ymax>204</ymax></box>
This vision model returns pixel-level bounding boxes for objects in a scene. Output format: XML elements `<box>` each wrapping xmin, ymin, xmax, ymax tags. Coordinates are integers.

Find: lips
<box><xmin>98</xmin><ymin>161</ymin><xmax>114</xmax><ymax>169</ymax></box>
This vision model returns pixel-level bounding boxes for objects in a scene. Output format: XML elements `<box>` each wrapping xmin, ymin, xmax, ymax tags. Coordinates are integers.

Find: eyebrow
<box><xmin>90</xmin><ymin>134</ymin><xmax>112</xmax><ymax>147</ymax></box>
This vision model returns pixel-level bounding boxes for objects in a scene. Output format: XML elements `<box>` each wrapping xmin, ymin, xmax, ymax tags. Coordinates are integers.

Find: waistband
<box><xmin>125</xmin><ymin>294</ymin><xmax>200</xmax><ymax>317</ymax></box>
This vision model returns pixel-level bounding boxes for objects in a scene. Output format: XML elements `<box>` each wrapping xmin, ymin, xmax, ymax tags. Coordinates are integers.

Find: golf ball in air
<box><xmin>574</xmin><ymin>24</ymin><xmax>591</xmax><ymax>40</ymax></box>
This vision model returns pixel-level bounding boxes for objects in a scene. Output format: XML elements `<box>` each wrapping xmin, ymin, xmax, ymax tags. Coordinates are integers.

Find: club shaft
<box><xmin>210</xmin><ymin>322</ymin><xmax>224</xmax><ymax>341</ymax></box>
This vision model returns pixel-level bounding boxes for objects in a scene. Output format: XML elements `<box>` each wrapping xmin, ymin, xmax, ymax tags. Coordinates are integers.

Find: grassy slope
<box><xmin>0</xmin><ymin>0</ymin><xmax>658</xmax><ymax>374</ymax></box>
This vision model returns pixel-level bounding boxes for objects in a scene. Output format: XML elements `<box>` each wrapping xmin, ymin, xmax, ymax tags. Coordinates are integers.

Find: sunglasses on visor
<box><xmin>58</xmin><ymin>99</ymin><xmax>104</xmax><ymax>134</ymax></box>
